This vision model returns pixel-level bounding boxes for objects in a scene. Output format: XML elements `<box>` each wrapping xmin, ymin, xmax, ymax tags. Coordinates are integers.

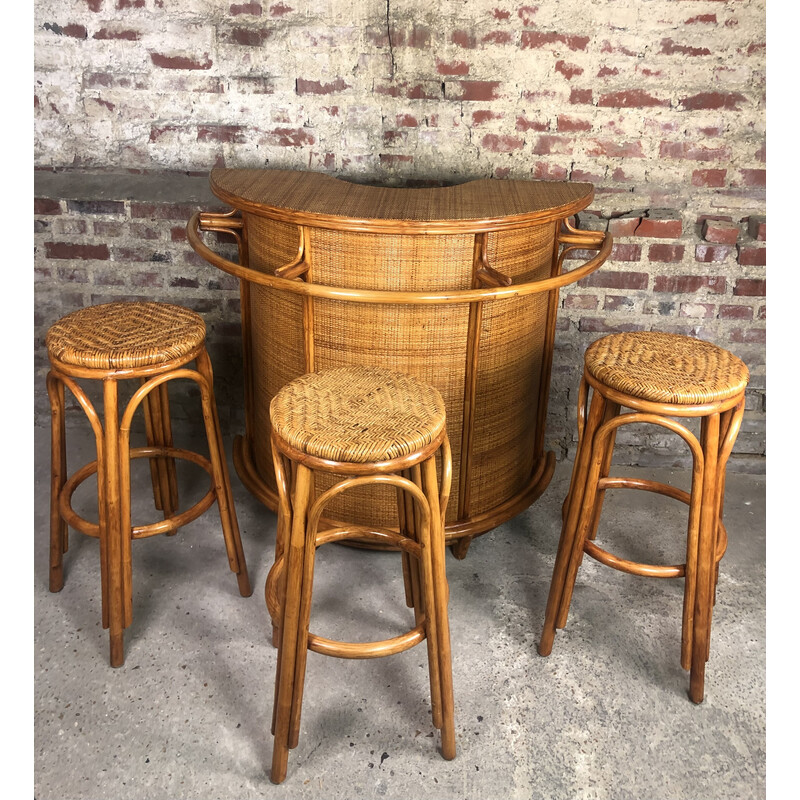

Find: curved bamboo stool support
<box><xmin>538</xmin><ymin>331</ymin><xmax>749</xmax><ymax>705</ymax></box>
<box><xmin>46</xmin><ymin>301</ymin><xmax>252</xmax><ymax>668</ymax></box>
<box><xmin>266</xmin><ymin>367</ymin><xmax>456</xmax><ymax>784</ymax></box>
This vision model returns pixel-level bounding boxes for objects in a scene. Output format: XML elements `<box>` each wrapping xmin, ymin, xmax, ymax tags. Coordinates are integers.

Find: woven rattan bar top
<box><xmin>209</xmin><ymin>168</ymin><xmax>594</xmax><ymax>232</ymax></box>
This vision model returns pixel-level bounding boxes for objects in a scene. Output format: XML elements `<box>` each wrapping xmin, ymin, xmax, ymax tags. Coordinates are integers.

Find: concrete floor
<box><xmin>33</xmin><ymin>423</ymin><xmax>766</xmax><ymax>799</ymax></box>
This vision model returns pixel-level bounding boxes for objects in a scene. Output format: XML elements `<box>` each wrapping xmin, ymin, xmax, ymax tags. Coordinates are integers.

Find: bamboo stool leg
<box><xmin>585</xmin><ymin>401</ymin><xmax>620</xmax><ymax>543</ymax></box>
<box><xmin>102</xmin><ymin>378</ymin><xmax>127</xmax><ymax>667</ymax></box>
<box><xmin>412</xmin><ymin>462</ymin><xmax>443</xmax><ymax>732</ymax></box>
<box><xmin>47</xmin><ymin>372</ymin><xmax>68</xmax><ymax>593</ymax></box>
<box><xmin>421</xmin><ymin>455</ymin><xmax>456</xmax><ymax>760</ymax></box>
<box><xmin>196</xmin><ymin>349</ymin><xmax>252</xmax><ymax>598</ymax></box>
<box><xmin>141</xmin><ymin>379</ymin><xmax>178</xmax><ymax>525</ymax></box>
<box><xmin>396</xmin><ymin>469</ymin><xmax>415</xmax><ymax>609</ymax></box>
<box><xmin>689</xmin><ymin>413</ymin><xmax>721</xmax><ymax>704</ymax></box>
<box><xmin>539</xmin><ymin>388</ymin><xmax>607</xmax><ymax>655</ymax></box>
<box><xmin>271</xmin><ymin>464</ymin><xmax>313</xmax><ymax>785</ymax></box>
<box><xmin>556</xmin><ymin>407</ymin><xmax>615</xmax><ymax>629</ymax></box>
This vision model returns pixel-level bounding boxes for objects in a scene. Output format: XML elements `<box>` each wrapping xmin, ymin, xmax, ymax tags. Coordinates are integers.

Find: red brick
<box><xmin>93</xmin><ymin>28</ymin><xmax>141</xmax><ymax>40</ymax></box>
<box><xmin>436</xmin><ymin>60</ymin><xmax>469</xmax><ymax>76</ymax></box>
<box><xmin>45</xmin><ymin>23</ymin><xmax>88</xmax><ymax>38</ymax></box>
<box><xmin>85</xmin><ymin>0</ymin><xmax>102</xmax><ymax>10</ymax></box>
<box><xmin>116</xmin><ymin>1</ymin><xmax>145</xmax><ymax>7</ymax></box>
<box><xmin>93</xmin><ymin>269</ymin><xmax>125</xmax><ymax>286</ymax></box>
<box><xmin>35</xmin><ymin>198</ymin><xmax>61</xmax><ymax>215</ymax></box>
<box><xmin>449</xmin><ymin>81</ymin><xmax>501</xmax><ymax>101</ymax></box>
<box><xmin>585</xmin><ymin>139</ymin><xmax>645</xmax><ymax>158</ymax></box>
<box><xmin>230</xmin><ymin>3</ymin><xmax>262</xmax><ymax>14</ymax></box>
<box><xmin>635</xmin><ymin>213</ymin><xmax>682</xmax><ymax>238</ymax></box>
<box><xmin>685</xmin><ymin>14</ymin><xmax>716</xmax><ymax>24</ymax></box>
<box><xmin>493</xmin><ymin>167</ymin><xmax>511</xmax><ymax>179</ymax></box>
<box><xmin>564</xmin><ymin>294</ymin><xmax>599</xmax><ymax>310</ymax></box>
<box><xmin>150</xmin><ymin>52</ymin><xmax>212</xmax><ymax>70</ymax></box>
<box><xmin>648</xmin><ymin>244</ymin><xmax>685</xmax><ymax>263</ymax></box>
<box><xmin>660</xmin><ymin>38</ymin><xmax>711</xmax><ymax>56</ymax></box>
<box><xmin>223</xmin><ymin>27</ymin><xmax>271</xmax><ymax>46</ymax></box>
<box><xmin>569</xmin><ymin>88</ymin><xmax>593</xmax><ymax>104</ymax></box>
<box><xmin>515</xmin><ymin>114</ymin><xmax>548</xmax><ymax>132</ymax></box>
<box><xmin>747</xmin><ymin>215</ymin><xmax>766</xmax><ymax>241</ymax></box>
<box><xmin>729</xmin><ymin>328</ymin><xmax>765</xmax><ymax>344</ymax></box>
<box><xmin>653</xmin><ymin>275</ymin><xmax>726</xmax><ymax>294</ymax></box>
<box><xmin>679</xmin><ymin>302</ymin><xmax>715</xmax><ymax>318</ymax></box>
<box><xmin>737</xmin><ymin>169</ymin><xmax>766</xmax><ymax>188</ymax></box>
<box><xmin>296</xmin><ymin>77</ymin><xmax>349</xmax><ymax>95</ymax></box>
<box><xmin>93</xmin><ymin>220</ymin><xmax>125</xmax><ymax>237</ymax></box>
<box><xmin>609</xmin><ymin>244</ymin><xmax>642</xmax><ymax>262</ymax></box>
<box><xmin>482</xmin><ymin>134</ymin><xmax>524</xmax><ymax>153</ymax></box>
<box><xmin>531</xmin><ymin>163</ymin><xmax>568</xmax><ymax>180</ymax></box>
<box><xmin>473</xmin><ymin>110</ymin><xmax>503</xmax><ymax>125</ymax></box>
<box><xmin>571</xmin><ymin>168</ymin><xmax>605</xmax><ymax>183</ymax></box>
<box><xmin>170</xmin><ymin>276</ymin><xmax>199</xmax><ymax>289</ymax></box>
<box><xmin>555</xmin><ymin>60</ymin><xmax>583</xmax><ymax>80</ymax></box>
<box><xmin>482</xmin><ymin>31</ymin><xmax>513</xmax><ymax>45</ymax></box>
<box><xmin>269</xmin><ymin>2</ymin><xmax>292</xmax><ymax>15</ymax></box>
<box><xmin>171</xmin><ymin>226</ymin><xmax>188</xmax><ymax>242</ymax></box>
<box><xmin>267</xmin><ymin>127</ymin><xmax>315</xmax><ymax>147</ymax></box>
<box><xmin>579</xmin><ymin>270</ymin><xmax>647</xmax><ymax>289</ymax></box>
<box><xmin>532</xmin><ymin>135</ymin><xmax>573</xmax><ymax>155</ymax></box>
<box><xmin>44</xmin><ymin>242</ymin><xmax>110</xmax><ymax>260</ymax></box>
<box><xmin>598</xmin><ymin>90</ymin><xmax>669</xmax><ymax>108</ymax></box>
<box><xmin>736</xmin><ymin>247</ymin><xmax>766</xmax><ymax>267</ymax></box>
<box><xmin>692</xmin><ymin>168</ymin><xmax>726</xmax><ymax>187</ymax></box>
<box><xmin>451</xmin><ymin>30</ymin><xmax>476</xmax><ymax>48</ymax></box>
<box><xmin>129</xmin><ymin>223</ymin><xmax>160</xmax><ymax>240</ymax></box>
<box><xmin>695</xmin><ymin>244</ymin><xmax>732</xmax><ymax>263</ymax></box>
<box><xmin>660</xmin><ymin>142</ymin><xmax>731</xmax><ymax>161</ymax></box>
<box><xmin>131</xmin><ymin>271</ymin><xmax>164</xmax><ymax>288</ymax></box>
<box><xmin>131</xmin><ymin>203</ymin><xmax>200</xmax><ymax>220</ymax></box>
<box><xmin>557</xmin><ymin>115</ymin><xmax>591</xmax><ymax>132</ymax></box>
<box><xmin>197</xmin><ymin>124</ymin><xmax>246</xmax><ymax>143</ymax></box>
<box><xmin>757</xmin><ymin>305</ymin><xmax>766</xmax><ymax>320</ymax></box>
<box><xmin>517</xmin><ymin>6</ymin><xmax>538</xmax><ymax>26</ymax></box>
<box><xmin>396</xmin><ymin>114</ymin><xmax>418</xmax><ymax>128</ymax></box>
<box><xmin>718</xmin><ymin>305</ymin><xmax>753</xmax><ymax>320</ymax></box>
<box><xmin>702</xmin><ymin>219</ymin><xmax>739</xmax><ymax>244</ymax></box>
<box><xmin>608</xmin><ymin>216</ymin><xmax>641</xmax><ymax>237</ymax></box>
<box><xmin>597</xmin><ymin>65</ymin><xmax>619</xmax><ymax>78</ymax></box>
<box><xmin>521</xmin><ymin>31</ymin><xmax>590</xmax><ymax>51</ymax></box>
<box><xmin>493</xmin><ymin>8</ymin><xmax>511</xmax><ymax>21</ymax></box>
<box><xmin>379</xmin><ymin>154</ymin><xmax>413</xmax><ymax>165</ymax></box>
<box><xmin>680</xmin><ymin>91</ymin><xmax>747</xmax><ymax>111</ymax></box>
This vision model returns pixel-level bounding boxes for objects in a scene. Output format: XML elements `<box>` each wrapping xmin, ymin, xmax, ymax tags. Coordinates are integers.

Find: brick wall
<box><xmin>33</xmin><ymin>0</ymin><xmax>766</xmax><ymax>471</ymax></box>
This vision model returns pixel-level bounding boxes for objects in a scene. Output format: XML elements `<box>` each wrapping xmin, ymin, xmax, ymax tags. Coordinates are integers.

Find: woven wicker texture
<box><xmin>46</xmin><ymin>302</ymin><xmax>206</xmax><ymax>370</ymax></box>
<box><xmin>585</xmin><ymin>331</ymin><xmax>749</xmax><ymax>405</ymax></box>
<box><xmin>212</xmin><ymin>169</ymin><xmax>593</xmax><ymax>226</ymax></box>
<box><xmin>270</xmin><ymin>367</ymin><xmax>446</xmax><ymax>464</ymax></box>
<box><xmin>245</xmin><ymin>214</ymin><xmax>555</xmax><ymax>526</ymax></box>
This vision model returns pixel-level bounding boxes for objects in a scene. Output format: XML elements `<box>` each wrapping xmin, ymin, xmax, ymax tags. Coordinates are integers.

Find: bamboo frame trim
<box><xmin>188</xmin><ymin>212</ymin><xmax>612</xmax><ymax>305</ymax></box>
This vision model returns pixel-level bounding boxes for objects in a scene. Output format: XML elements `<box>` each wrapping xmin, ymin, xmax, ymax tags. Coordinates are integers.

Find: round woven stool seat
<box><xmin>270</xmin><ymin>366</ymin><xmax>446</xmax><ymax>464</ymax></box>
<box><xmin>46</xmin><ymin>301</ymin><xmax>206</xmax><ymax>371</ymax></box>
<box><xmin>584</xmin><ymin>331</ymin><xmax>749</xmax><ymax>405</ymax></box>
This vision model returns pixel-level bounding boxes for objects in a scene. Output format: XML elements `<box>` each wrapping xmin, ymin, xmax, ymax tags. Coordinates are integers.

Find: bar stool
<box><xmin>46</xmin><ymin>301</ymin><xmax>252</xmax><ymax>667</ymax></box>
<box><xmin>264</xmin><ymin>366</ymin><xmax>456</xmax><ymax>784</ymax></box>
<box><xmin>538</xmin><ymin>331</ymin><xmax>749</xmax><ymax>703</ymax></box>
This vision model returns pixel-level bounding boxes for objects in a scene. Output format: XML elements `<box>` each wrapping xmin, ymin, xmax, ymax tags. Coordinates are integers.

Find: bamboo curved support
<box><xmin>188</xmin><ymin>169</ymin><xmax>612</xmax><ymax>553</ymax></box>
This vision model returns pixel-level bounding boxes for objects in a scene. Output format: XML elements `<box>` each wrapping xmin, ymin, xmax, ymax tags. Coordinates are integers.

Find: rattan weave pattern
<box><xmin>270</xmin><ymin>366</ymin><xmax>446</xmax><ymax>464</ymax></box>
<box><xmin>585</xmin><ymin>331</ymin><xmax>749</xmax><ymax>405</ymax></box>
<box><xmin>46</xmin><ymin>301</ymin><xmax>206</xmax><ymax>370</ymax></box>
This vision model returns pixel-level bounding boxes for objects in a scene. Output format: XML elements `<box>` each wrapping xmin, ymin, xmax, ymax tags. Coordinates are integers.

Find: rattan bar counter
<box><xmin>188</xmin><ymin>168</ymin><xmax>612</xmax><ymax>557</ymax></box>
